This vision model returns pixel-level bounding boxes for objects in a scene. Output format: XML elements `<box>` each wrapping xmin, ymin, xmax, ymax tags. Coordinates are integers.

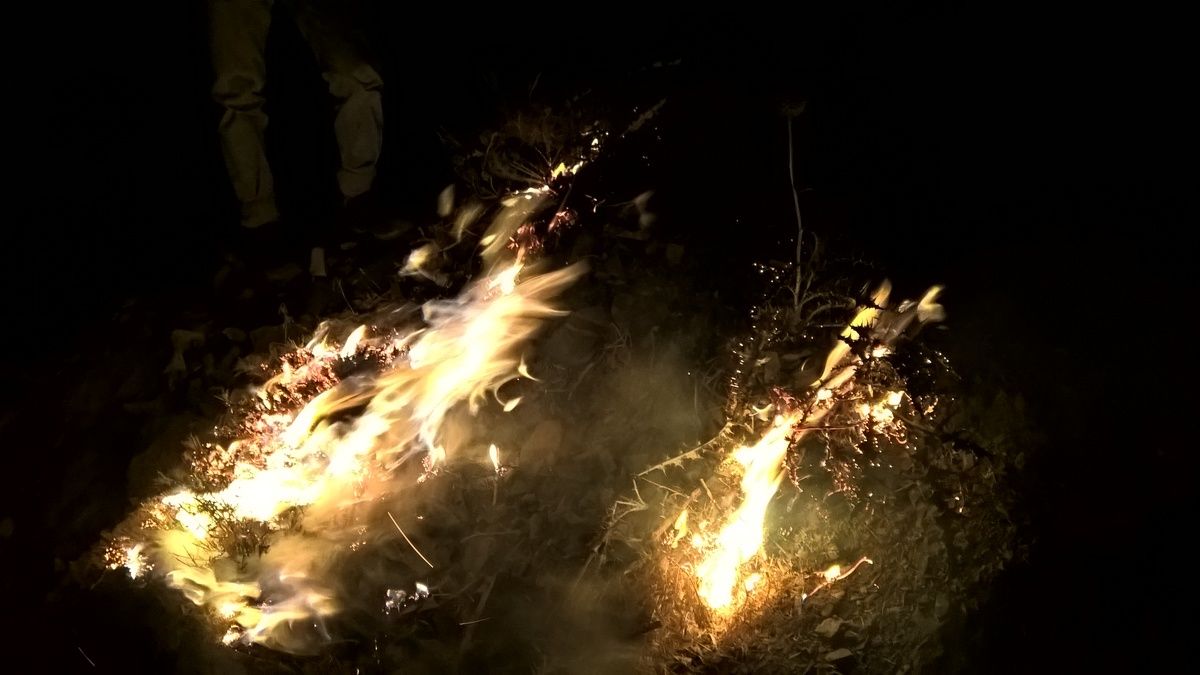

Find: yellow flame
<box><xmin>124</xmin><ymin>543</ymin><xmax>147</xmax><ymax>579</ymax></box>
<box><xmin>549</xmin><ymin>161</ymin><xmax>585</xmax><ymax>180</ymax></box>
<box><xmin>695</xmin><ymin>414</ymin><xmax>796</xmax><ymax>610</ymax></box>
<box><xmin>693</xmin><ymin>285</ymin><xmax>941</xmax><ymax>613</ymax></box>
<box><xmin>743</xmin><ymin>572</ymin><xmax>763</xmax><ymax>592</ymax></box>
<box><xmin>822</xmin><ymin>564</ymin><xmax>843</xmax><ymax>583</ymax></box>
<box><xmin>489</xmin><ymin>444</ymin><xmax>500</xmax><ymax>473</ymax></box>
<box><xmin>109</xmin><ymin>195</ymin><xmax>585</xmax><ymax>650</ymax></box>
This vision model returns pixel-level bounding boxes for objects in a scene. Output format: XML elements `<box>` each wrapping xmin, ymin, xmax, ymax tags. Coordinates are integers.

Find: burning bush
<box><xmin>591</xmin><ymin>255</ymin><xmax>1025</xmax><ymax>672</ymax></box>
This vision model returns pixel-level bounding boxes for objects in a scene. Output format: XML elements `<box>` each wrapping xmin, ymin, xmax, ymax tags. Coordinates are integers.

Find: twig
<box><xmin>461</xmin><ymin>575</ymin><xmax>497</xmax><ymax>652</ymax></box>
<box><xmin>460</xmin><ymin>530</ymin><xmax>520</xmax><ymax>543</ymax></box>
<box><xmin>787</xmin><ymin>114</ymin><xmax>805</xmax><ymax>307</ymax></box>
<box><xmin>636</xmin><ymin>475</ymin><xmax>687</xmax><ymax>498</ymax></box>
<box><xmin>336</xmin><ymin>278</ymin><xmax>355</xmax><ymax>314</ymax></box>
<box><xmin>802</xmin><ymin>556</ymin><xmax>874</xmax><ymax>603</ymax></box>
<box><xmin>77</xmin><ymin>647</ymin><xmax>96</xmax><ymax>667</ymax></box>
<box><xmin>637</xmin><ymin>424</ymin><xmax>731</xmax><ymax>476</ymax></box>
<box><xmin>652</xmin><ymin>489</ymin><xmax>700</xmax><ymax>540</ymax></box>
<box><xmin>800</xmin><ymin>424</ymin><xmax>864</xmax><ymax>432</ymax></box>
<box><xmin>387</xmin><ymin>511</ymin><xmax>435</xmax><ymax>569</ymax></box>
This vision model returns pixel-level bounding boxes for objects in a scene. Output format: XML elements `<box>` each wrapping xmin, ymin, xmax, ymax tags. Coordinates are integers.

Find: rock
<box><xmin>824</xmin><ymin>648</ymin><xmax>853</xmax><ymax>662</ymax></box>
<box><xmin>814</xmin><ymin>617</ymin><xmax>843</xmax><ymax>638</ymax></box>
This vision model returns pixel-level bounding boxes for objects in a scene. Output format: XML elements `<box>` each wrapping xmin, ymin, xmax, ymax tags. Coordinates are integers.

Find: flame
<box><xmin>488</xmin><ymin>443</ymin><xmax>500</xmax><ymax>473</ymax></box>
<box><xmin>104</xmin><ymin>196</ymin><xmax>585</xmax><ymax>650</ymax></box>
<box><xmin>694</xmin><ymin>414</ymin><xmax>797</xmax><ymax>610</ymax></box>
<box><xmin>822</xmin><ymin>564</ymin><xmax>843</xmax><ymax>584</ymax></box>
<box><xmin>692</xmin><ymin>285</ymin><xmax>942</xmax><ymax>613</ymax></box>
<box><xmin>109</xmin><ymin>543</ymin><xmax>149</xmax><ymax>580</ymax></box>
<box><xmin>550</xmin><ymin>160</ymin><xmax>584</xmax><ymax>180</ymax></box>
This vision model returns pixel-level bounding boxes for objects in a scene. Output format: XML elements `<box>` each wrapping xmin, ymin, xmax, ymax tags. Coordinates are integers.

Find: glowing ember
<box><xmin>99</xmin><ymin>194</ymin><xmax>585</xmax><ymax>651</ymax></box>
<box><xmin>384</xmin><ymin>582</ymin><xmax>430</xmax><ymax>613</ymax></box>
<box><xmin>822</xmin><ymin>564</ymin><xmax>842</xmax><ymax>584</ymax></box>
<box><xmin>110</xmin><ymin>543</ymin><xmax>149</xmax><ymax>580</ymax></box>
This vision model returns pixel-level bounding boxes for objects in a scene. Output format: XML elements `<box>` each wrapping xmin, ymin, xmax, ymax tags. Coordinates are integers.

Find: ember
<box><xmin>98</xmin><ymin>194</ymin><xmax>585</xmax><ymax>650</ymax></box>
<box><xmin>690</xmin><ymin>284</ymin><xmax>943</xmax><ymax>615</ymax></box>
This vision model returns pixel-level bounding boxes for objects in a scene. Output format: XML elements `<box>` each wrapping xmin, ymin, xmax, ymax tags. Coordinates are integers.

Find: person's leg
<box><xmin>294</xmin><ymin>3</ymin><xmax>383</xmax><ymax>201</ymax></box>
<box><xmin>208</xmin><ymin>0</ymin><xmax>277</xmax><ymax>228</ymax></box>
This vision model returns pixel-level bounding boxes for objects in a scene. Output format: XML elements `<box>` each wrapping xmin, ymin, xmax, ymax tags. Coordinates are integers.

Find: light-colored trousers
<box><xmin>208</xmin><ymin>0</ymin><xmax>383</xmax><ymax>227</ymax></box>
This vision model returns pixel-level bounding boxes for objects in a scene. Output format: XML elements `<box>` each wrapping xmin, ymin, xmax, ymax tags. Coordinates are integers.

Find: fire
<box><xmin>691</xmin><ymin>284</ymin><xmax>943</xmax><ymax>613</ymax></box>
<box><xmin>102</xmin><ymin>194</ymin><xmax>585</xmax><ymax>650</ymax></box>
<box><xmin>822</xmin><ymin>564</ymin><xmax>843</xmax><ymax>584</ymax></box>
<box><xmin>694</xmin><ymin>414</ymin><xmax>795</xmax><ymax>610</ymax></box>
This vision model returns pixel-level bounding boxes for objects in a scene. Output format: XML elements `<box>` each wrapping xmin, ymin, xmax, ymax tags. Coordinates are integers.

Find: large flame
<box><xmin>104</xmin><ymin>195</ymin><xmax>584</xmax><ymax>650</ymax></box>
<box><xmin>692</xmin><ymin>283</ymin><xmax>942</xmax><ymax>613</ymax></box>
<box><xmin>695</xmin><ymin>414</ymin><xmax>797</xmax><ymax>610</ymax></box>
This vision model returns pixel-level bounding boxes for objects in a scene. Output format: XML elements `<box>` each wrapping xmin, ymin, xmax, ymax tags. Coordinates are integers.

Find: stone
<box><xmin>824</xmin><ymin>648</ymin><xmax>853</xmax><ymax>662</ymax></box>
<box><xmin>814</xmin><ymin>617</ymin><xmax>843</xmax><ymax>638</ymax></box>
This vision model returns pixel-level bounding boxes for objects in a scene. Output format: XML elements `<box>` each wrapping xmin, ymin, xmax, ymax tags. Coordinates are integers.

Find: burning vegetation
<box><xmin>81</xmin><ymin>103</ymin><xmax>1025</xmax><ymax>672</ymax></box>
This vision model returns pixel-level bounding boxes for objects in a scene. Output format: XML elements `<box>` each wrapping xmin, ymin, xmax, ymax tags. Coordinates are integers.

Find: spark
<box><xmin>691</xmin><ymin>284</ymin><xmax>942</xmax><ymax>614</ymax></box>
<box><xmin>388</xmin><ymin>511</ymin><xmax>435</xmax><ymax>569</ymax></box>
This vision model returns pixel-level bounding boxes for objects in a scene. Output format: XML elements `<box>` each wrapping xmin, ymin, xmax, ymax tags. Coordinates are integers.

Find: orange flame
<box><xmin>107</xmin><ymin>196</ymin><xmax>584</xmax><ymax>650</ymax></box>
<box><xmin>692</xmin><ymin>284</ymin><xmax>942</xmax><ymax>613</ymax></box>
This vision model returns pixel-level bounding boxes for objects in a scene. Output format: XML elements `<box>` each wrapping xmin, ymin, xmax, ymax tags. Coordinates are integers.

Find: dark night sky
<box><xmin>5</xmin><ymin>3</ymin><xmax>1190</xmax><ymax>670</ymax></box>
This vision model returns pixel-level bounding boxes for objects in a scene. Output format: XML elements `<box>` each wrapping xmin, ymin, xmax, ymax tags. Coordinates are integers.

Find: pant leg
<box><xmin>208</xmin><ymin>0</ymin><xmax>278</xmax><ymax>227</ymax></box>
<box><xmin>294</xmin><ymin>2</ymin><xmax>383</xmax><ymax>200</ymax></box>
